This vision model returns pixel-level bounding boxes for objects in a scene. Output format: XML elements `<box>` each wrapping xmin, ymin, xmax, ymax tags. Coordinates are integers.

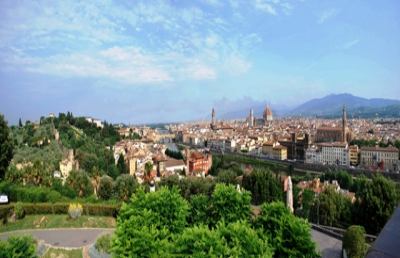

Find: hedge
<box><xmin>0</xmin><ymin>203</ymin><xmax>120</xmax><ymax>219</ymax></box>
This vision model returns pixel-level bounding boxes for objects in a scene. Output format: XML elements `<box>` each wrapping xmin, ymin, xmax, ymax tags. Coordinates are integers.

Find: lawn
<box><xmin>42</xmin><ymin>247</ymin><xmax>83</xmax><ymax>258</ymax></box>
<box><xmin>0</xmin><ymin>215</ymin><xmax>116</xmax><ymax>232</ymax></box>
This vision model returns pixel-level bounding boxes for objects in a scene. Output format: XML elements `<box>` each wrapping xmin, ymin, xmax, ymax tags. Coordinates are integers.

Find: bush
<box><xmin>95</xmin><ymin>234</ymin><xmax>113</xmax><ymax>253</ymax></box>
<box><xmin>242</xmin><ymin>168</ymin><xmax>283</xmax><ymax>205</ymax></box>
<box><xmin>98</xmin><ymin>176</ymin><xmax>114</xmax><ymax>200</ymax></box>
<box><xmin>210</xmin><ymin>184</ymin><xmax>251</xmax><ymax>225</ymax></box>
<box><xmin>0</xmin><ymin>204</ymin><xmax>13</xmax><ymax>224</ymax></box>
<box><xmin>14</xmin><ymin>202</ymin><xmax>25</xmax><ymax>219</ymax></box>
<box><xmin>0</xmin><ymin>236</ymin><xmax>37</xmax><ymax>258</ymax></box>
<box><xmin>68</xmin><ymin>203</ymin><xmax>83</xmax><ymax>219</ymax></box>
<box><xmin>113</xmin><ymin>174</ymin><xmax>138</xmax><ymax>201</ymax></box>
<box><xmin>343</xmin><ymin>225</ymin><xmax>367</xmax><ymax>258</ymax></box>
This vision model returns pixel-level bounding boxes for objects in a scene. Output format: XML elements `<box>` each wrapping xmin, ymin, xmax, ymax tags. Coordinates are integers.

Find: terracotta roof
<box><xmin>360</xmin><ymin>146</ymin><xmax>399</xmax><ymax>152</ymax></box>
<box><xmin>165</xmin><ymin>159</ymin><xmax>185</xmax><ymax>167</ymax></box>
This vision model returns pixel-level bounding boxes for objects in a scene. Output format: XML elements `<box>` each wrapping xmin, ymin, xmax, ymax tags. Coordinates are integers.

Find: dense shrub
<box><xmin>0</xmin><ymin>183</ymin><xmax>64</xmax><ymax>203</ymax></box>
<box><xmin>95</xmin><ymin>234</ymin><xmax>113</xmax><ymax>254</ymax></box>
<box><xmin>98</xmin><ymin>176</ymin><xmax>114</xmax><ymax>200</ymax></box>
<box><xmin>210</xmin><ymin>184</ymin><xmax>251</xmax><ymax>225</ymax></box>
<box><xmin>66</xmin><ymin>170</ymin><xmax>94</xmax><ymax>198</ymax></box>
<box><xmin>0</xmin><ymin>236</ymin><xmax>37</xmax><ymax>258</ymax></box>
<box><xmin>188</xmin><ymin>194</ymin><xmax>210</xmax><ymax>226</ymax></box>
<box><xmin>113</xmin><ymin>174</ymin><xmax>138</xmax><ymax>201</ymax></box>
<box><xmin>0</xmin><ymin>205</ymin><xmax>13</xmax><ymax>224</ymax></box>
<box><xmin>14</xmin><ymin>202</ymin><xmax>25</xmax><ymax>219</ymax></box>
<box><xmin>242</xmin><ymin>168</ymin><xmax>283</xmax><ymax>205</ymax></box>
<box><xmin>343</xmin><ymin>225</ymin><xmax>367</xmax><ymax>258</ymax></box>
<box><xmin>255</xmin><ymin>202</ymin><xmax>319</xmax><ymax>258</ymax></box>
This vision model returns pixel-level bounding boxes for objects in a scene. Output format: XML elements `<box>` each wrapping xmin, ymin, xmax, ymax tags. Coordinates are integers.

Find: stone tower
<box><xmin>211</xmin><ymin>108</ymin><xmax>215</xmax><ymax>129</ymax></box>
<box><xmin>342</xmin><ymin>105</ymin><xmax>347</xmax><ymax>143</ymax></box>
<box><xmin>249</xmin><ymin>109</ymin><xmax>254</xmax><ymax>127</ymax></box>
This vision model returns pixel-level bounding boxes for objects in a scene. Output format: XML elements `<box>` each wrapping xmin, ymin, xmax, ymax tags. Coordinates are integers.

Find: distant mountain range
<box><xmin>220</xmin><ymin>93</ymin><xmax>400</xmax><ymax>119</ymax></box>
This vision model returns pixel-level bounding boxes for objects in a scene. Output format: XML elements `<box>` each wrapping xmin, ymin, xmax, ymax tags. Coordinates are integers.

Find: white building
<box><xmin>306</xmin><ymin>142</ymin><xmax>349</xmax><ymax>166</ymax></box>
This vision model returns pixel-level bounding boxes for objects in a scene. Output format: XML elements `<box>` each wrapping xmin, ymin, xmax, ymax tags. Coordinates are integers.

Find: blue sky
<box><xmin>0</xmin><ymin>0</ymin><xmax>399</xmax><ymax>124</ymax></box>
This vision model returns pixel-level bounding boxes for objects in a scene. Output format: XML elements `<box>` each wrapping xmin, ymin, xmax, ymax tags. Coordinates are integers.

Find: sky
<box><xmin>0</xmin><ymin>0</ymin><xmax>399</xmax><ymax>124</ymax></box>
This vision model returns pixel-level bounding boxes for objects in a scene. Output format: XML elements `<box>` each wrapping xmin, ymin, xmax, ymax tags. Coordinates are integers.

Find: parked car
<box><xmin>0</xmin><ymin>194</ymin><xmax>9</xmax><ymax>204</ymax></box>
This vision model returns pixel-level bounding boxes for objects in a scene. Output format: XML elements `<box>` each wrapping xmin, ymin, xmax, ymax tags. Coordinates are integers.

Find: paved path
<box><xmin>2</xmin><ymin>227</ymin><xmax>341</xmax><ymax>257</ymax></box>
<box><xmin>311</xmin><ymin>229</ymin><xmax>342</xmax><ymax>258</ymax></box>
<box><xmin>0</xmin><ymin>228</ymin><xmax>114</xmax><ymax>248</ymax></box>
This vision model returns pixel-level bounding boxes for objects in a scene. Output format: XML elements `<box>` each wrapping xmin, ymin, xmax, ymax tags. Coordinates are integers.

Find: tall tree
<box><xmin>354</xmin><ymin>175</ymin><xmax>399</xmax><ymax>234</ymax></box>
<box><xmin>0</xmin><ymin>114</ymin><xmax>13</xmax><ymax>179</ymax></box>
<box><xmin>117</xmin><ymin>154</ymin><xmax>128</xmax><ymax>174</ymax></box>
<box><xmin>18</xmin><ymin>118</ymin><xmax>23</xmax><ymax>128</ymax></box>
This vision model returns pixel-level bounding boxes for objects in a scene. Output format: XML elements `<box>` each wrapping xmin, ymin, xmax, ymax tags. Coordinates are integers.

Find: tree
<box><xmin>210</xmin><ymin>184</ymin><xmax>251</xmax><ymax>225</ymax></box>
<box><xmin>113</xmin><ymin>174</ymin><xmax>138</xmax><ymax>201</ymax></box>
<box><xmin>216</xmin><ymin>169</ymin><xmax>239</xmax><ymax>185</ymax></box>
<box><xmin>311</xmin><ymin>186</ymin><xmax>352</xmax><ymax>227</ymax></box>
<box><xmin>18</xmin><ymin>118</ymin><xmax>23</xmax><ymax>128</ymax></box>
<box><xmin>112</xmin><ymin>187</ymin><xmax>189</xmax><ymax>257</ymax></box>
<box><xmin>0</xmin><ymin>236</ymin><xmax>37</xmax><ymax>258</ymax></box>
<box><xmin>188</xmin><ymin>194</ymin><xmax>211</xmax><ymax>226</ymax></box>
<box><xmin>116</xmin><ymin>154</ymin><xmax>127</xmax><ymax>174</ymax></box>
<box><xmin>144</xmin><ymin>161</ymin><xmax>153</xmax><ymax>178</ymax></box>
<box><xmin>254</xmin><ymin>202</ymin><xmax>319</xmax><ymax>258</ymax></box>
<box><xmin>98</xmin><ymin>175</ymin><xmax>114</xmax><ymax>200</ymax></box>
<box><xmin>354</xmin><ymin>175</ymin><xmax>399</xmax><ymax>234</ymax></box>
<box><xmin>0</xmin><ymin>114</ymin><xmax>13</xmax><ymax>179</ymax></box>
<box><xmin>242</xmin><ymin>168</ymin><xmax>283</xmax><ymax>205</ymax></box>
<box><xmin>66</xmin><ymin>170</ymin><xmax>93</xmax><ymax>197</ymax></box>
<box><xmin>343</xmin><ymin>225</ymin><xmax>367</xmax><ymax>258</ymax></box>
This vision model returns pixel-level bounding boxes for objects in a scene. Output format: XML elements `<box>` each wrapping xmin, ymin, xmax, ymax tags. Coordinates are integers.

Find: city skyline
<box><xmin>1</xmin><ymin>0</ymin><xmax>400</xmax><ymax>124</ymax></box>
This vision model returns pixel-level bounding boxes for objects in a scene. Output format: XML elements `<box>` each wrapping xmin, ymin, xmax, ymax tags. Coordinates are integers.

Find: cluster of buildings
<box><xmin>112</xmin><ymin>138</ymin><xmax>212</xmax><ymax>184</ymax></box>
<box><xmin>169</xmin><ymin>106</ymin><xmax>400</xmax><ymax>173</ymax></box>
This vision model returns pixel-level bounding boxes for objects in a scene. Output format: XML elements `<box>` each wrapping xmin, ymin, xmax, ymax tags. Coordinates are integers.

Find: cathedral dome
<box><xmin>263</xmin><ymin>106</ymin><xmax>273</xmax><ymax>117</ymax></box>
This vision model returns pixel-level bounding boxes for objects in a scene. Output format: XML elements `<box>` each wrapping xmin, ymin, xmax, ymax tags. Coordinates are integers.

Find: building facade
<box><xmin>360</xmin><ymin>146</ymin><xmax>399</xmax><ymax>171</ymax></box>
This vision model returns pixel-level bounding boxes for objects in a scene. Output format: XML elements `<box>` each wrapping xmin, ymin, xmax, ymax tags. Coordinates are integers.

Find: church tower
<box><xmin>211</xmin><ymin>108</ymin><xmax>215</xmax><ymax>129</ymax></box>
<box><xmin>249</xmin><ymin>109</ymin><xmax>254</xmax><ymax>127</ymax></box>
<box><xmin>342</xmin><ymin>105</ymin><xmax>347</xmax><ymax>143</ymax></box>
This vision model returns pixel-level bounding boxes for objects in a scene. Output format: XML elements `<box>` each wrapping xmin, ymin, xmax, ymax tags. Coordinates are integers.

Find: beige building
<box><xmin>59</xmin><ymin>149</ymin><xmax>79</xmax><ymax>178</ymax></box>
<box><xmin>349</xmin><ymin>145</ymin><xmax>359</xmax><ymax>166</ymax></box>
<box><xmin>306</xmin><ymin>143</ymin><xmax>349</xmax><ymax>166</ymax></box>
<box><xmin>360</xmin><ymin>146</ymin><xmax>399</xmax><ymax>171</ymax></box>
<box><xmin>262</xmin><ymin>142</ymin><xmax>287</xmax><ymax>160</ymax></box>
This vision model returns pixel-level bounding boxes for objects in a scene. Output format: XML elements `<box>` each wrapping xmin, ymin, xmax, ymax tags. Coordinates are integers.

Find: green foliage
<box><xmin>0</xmin><ymin>236</ymin><xmax>37</xmax><ymax>258</ymax></box>
<box><xmin>119</xmin><ymin>187</ymin><xmax>189</xmax><ymax>233</ymax></box>
<box><xmin>0</xmin><ymin>182</ymin><xmax>64</xmax><ymax>203</ymax></box>
<box><xmin>354</xmin><ymin>175</ymin><xmax>399</xmax><ymax>234</ymax></box>
<box><xmin>173</xmin><ymin>221</ymin><xmax>272</xmax><ymax>257</ymax></box>
<box><xmin>321</xmin><ymin>170</ymin><xmax>353</xmax><ymax>190</ymax></box>
<box><xmin>160</xmin><ymin>176</ymin><xmax>216</xmax><ymax>200</ymax></box>
<box><xmin>112</xmin><ymin>187</ymin><xmax>189</xmax><ymax>257</ymax></box>
<box><xmin>295</xmin><ymin>189</ymin><xmax>315</xmax><ymax>219</ymax></box>
<box><xmin>242</xmin><ymin>169</ymin><xmax>283</xmax><ymax>205</ymax></box>
<box><xmin>188</xmin><ymin>194</ymin><xmax>211</xmax><ymax>226</ymax></box>
<box><xmin>66</xmin><ymin>170</ymin><xmax>93</xmax><ymax>197</ymax></box>
<box><xmin>210</xmin><ymin>184</ymin><xmax>251</xmax><ymax>225</ymax></box>
<box><xmin>343</xmin><ymin>225</ymin><xmax>367</xmax><ymax>258</ymax></box>
<box><xmin>51</xmin><ymin>179</ymin><xmax>76</xmax><ymax>199</ymax></box>
<box><xmin>116</xmin><ymin>154</ymin><xmax>127</xmax><ymax>174</ymax></box>
<box><xmin>113</xmin><ymin>174</ymin><xmax>138</xmax><ymax>201</ymax></box>
<box><xmin>255</xmin><ymin>202</ymin><xmax>319</xmax><ymax>258</ymax></box>
<box><xmin>165</xmin><ymin>148</ymin><xmax>183</xmax><ymax>160</ymax></box>
<box><xmin>217</xmin><ymin>169</ymin><xmax>240</xmax><ymax>185</ymax></box>
<box><xmin>95</xmin><ymin>233</ymin><xmax>113</xmax><ymax>254</ymax></box>
<box><xmin>98</xmin><ymin>175</ymin><xmax>114</xmax><ymax>200</ymax></box>
<box><xmin>0</xmin><ymin>114</ymin><xmax>13</xmax><ymax>179</ymax></box>
<box><xmin>173</xmin><ymin>224</ymin><xmax>228</xmax><ymax>256</ymax></box>
<box><xmin>14</xmin><ymin>202</ymin><xmax>25</xmax><ymax>220</ymax></box>
<box><xmin>311</xmin><ymin>186</ymin><xmax>352</xmax><ymax>227</ymax></box>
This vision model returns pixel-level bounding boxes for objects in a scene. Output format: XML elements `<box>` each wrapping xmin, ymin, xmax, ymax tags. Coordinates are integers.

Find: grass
<box><xmin>42</xmin><ymin>247</ymin><xmax>83</xmax><ymax>258</ymax></box>
<box><xmin>0</xmin><ymin>215</ymin><xmax>116</xmax><ymax>232</ymax></box>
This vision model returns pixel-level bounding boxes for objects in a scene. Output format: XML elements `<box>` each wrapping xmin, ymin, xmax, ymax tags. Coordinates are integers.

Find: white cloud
<box><xmin>342</xmin><ymin>39</ymin><xmax>360</xmax><ymax>49</ymax></box>
<box><xmin>318</xmin><ymin>8</ymin><xmax>339</xmax><ymax>24</ymax></box>
<box><xmin>254</xmin><ymin>0</ymin><xmax>277</xmax><ymax>15</ymax></box>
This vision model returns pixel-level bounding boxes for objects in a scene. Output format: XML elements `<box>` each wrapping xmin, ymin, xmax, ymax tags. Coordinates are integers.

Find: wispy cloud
<box><xmin>318</xmin><ymin>8</ymin><xmax>339</xmax><ymax>24</ymax></box>
<box><xmin>342</xmin><ymin>39</ymin><xmax>360</xmax><ymax>49</ymax></box>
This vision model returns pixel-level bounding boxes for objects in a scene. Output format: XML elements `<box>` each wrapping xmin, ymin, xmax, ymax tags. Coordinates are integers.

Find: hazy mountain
<box><xmin>289</xmin><ymin>93</ymin><xmax>400</xmax><ymax>117</ymax></box>
<box><xmin>219</xmin><ymin>93</ymin><xmax>400</xmax><ymax>119</ymax></box>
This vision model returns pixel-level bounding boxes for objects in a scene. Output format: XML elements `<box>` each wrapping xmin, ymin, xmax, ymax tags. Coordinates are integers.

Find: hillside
<box><xmin>289</xmin><ymin>93</ymin><xmax>400</xmax><ymax>118</ymax></box>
